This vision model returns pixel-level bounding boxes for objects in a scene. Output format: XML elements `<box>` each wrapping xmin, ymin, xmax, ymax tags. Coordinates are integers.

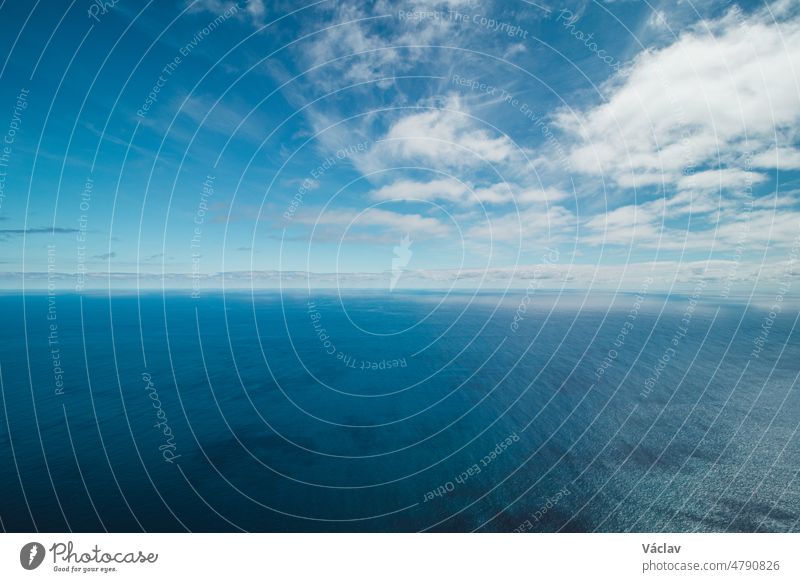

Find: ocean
<box><xmin>0</xmin><ymin>290</ymin><xmax>798</xmax><ymax>532</ymax></box>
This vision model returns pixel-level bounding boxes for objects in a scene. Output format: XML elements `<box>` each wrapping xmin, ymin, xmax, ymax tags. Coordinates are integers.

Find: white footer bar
<box><xmin>2</xmin><ymin>533</ymin><xmax>797</xmax><ymax>581</ymax></box>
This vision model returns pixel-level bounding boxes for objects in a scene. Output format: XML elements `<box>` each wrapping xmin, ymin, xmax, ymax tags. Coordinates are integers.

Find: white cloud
<box><xmin>751</xmin><ymin>147</ymin><xmax>800</xmax><ymax>170</ymax></box>
<box><xmin>556</xmin><ymin>4</ymin><xmax>800</xmax><ymax>187</ymax></box>
<box><xmin>292</xmin><ymin>206</ymin><xmax>451</xmax><ymax>241</ymax></box>
<box><xmin>465</xmin><ymin>204</ymin><xmax>576</xmax><ymax>244</ymax></box>
<box><xmin>370</xmin><ymin>178</ymin><xmax>466</xmax><ymax>203</ymax></box>
<box><xmin>302</xmin><ymin>4</ymin><xmax>403</xmax><ymax>89</ymax></box>
<box><xmin>677</xmin><ymin>168</ymin><xmax>768</xmax><ymax>192</ymax></box>
<box><xmin>583</xmin><ymin>199</ymin><xmax>665</xmax><ymax>246</ymax></box>
<box><xmin>245</xmin><ymin>0</ymin><xmax>265</xmax><ymax>24</ymax></box>
<box><xmin>372</xmin><ymin>96</ymin><xmax>519</xmax><ymax>170</ymax></box>
<box><xmin>551</xmin><ymin>2</ymin><xmax>800</xmax><ymax>259</ymax></box>
<box><xmin>581</xmin><ymin>197</ymin><xmax>800</xmax><ymax>252</ymax></box>
<box><xmin>518</xmin><ymin>187</ymin><xmax>570</xmax><ymax>204</ymax></box>
<box><xmin>294</xmin><ymin>1</ymin><xmax>474</xmax><ymax>92</ymax></box>
<box><xmin>370</xmin><ymin>179</ymin><xmax>569</xmax><ymax>206</ymax></box>
<box><xmin>21</xmin><ymin>257</ymin><xmax>799</xmax><ymax>293</ymax></box>
<box><xmin>186</xmin><ymin>0</ymin><xmax>265</xmax><ymax>26</ymax></box>
<box><xmin>646</xmin><ymin>9</ymin><xmax>669</xmax><ymax>30</ymax></box>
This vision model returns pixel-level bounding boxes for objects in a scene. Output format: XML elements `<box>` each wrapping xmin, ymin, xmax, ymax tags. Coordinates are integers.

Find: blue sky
<box><xmin>0</xmin><ymin>0</ymin><xmax>798</xmax><ymax>292</ymax></box>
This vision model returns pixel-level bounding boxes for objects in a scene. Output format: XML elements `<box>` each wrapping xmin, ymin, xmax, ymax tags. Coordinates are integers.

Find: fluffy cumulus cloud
<box><xmin>544</xmin><ymin>2</ymin><xmax>800</xmax><ymax>258</ymax></box>
<box><xmin>377</xmin><ymin>96</ymin><xmax>519</xmax><ymax>168</ymax></box>
<box><xmin>557</xmin><ymin>4</ymin><xmax>800</xmax><ymax>187</ymax></box>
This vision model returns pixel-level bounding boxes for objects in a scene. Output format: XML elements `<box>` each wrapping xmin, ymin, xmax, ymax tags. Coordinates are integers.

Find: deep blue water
<box><xmin>0</xmin><ymin>291</ymin><xmax>798</xmax><ymax>532</ymax></box>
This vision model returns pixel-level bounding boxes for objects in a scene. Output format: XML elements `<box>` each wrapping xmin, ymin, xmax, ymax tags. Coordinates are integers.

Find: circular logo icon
<box><xmin>20</xmin><ymin>542</ymin><xmax>46</xmax><ymax>570</ymax></box>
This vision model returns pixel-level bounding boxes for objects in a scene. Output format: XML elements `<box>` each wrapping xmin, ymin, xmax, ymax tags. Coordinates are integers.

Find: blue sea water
<box><xmin>0</xmin><ymin>290</ymin><xmax>798</xmax><ymax>532</ymax></box>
